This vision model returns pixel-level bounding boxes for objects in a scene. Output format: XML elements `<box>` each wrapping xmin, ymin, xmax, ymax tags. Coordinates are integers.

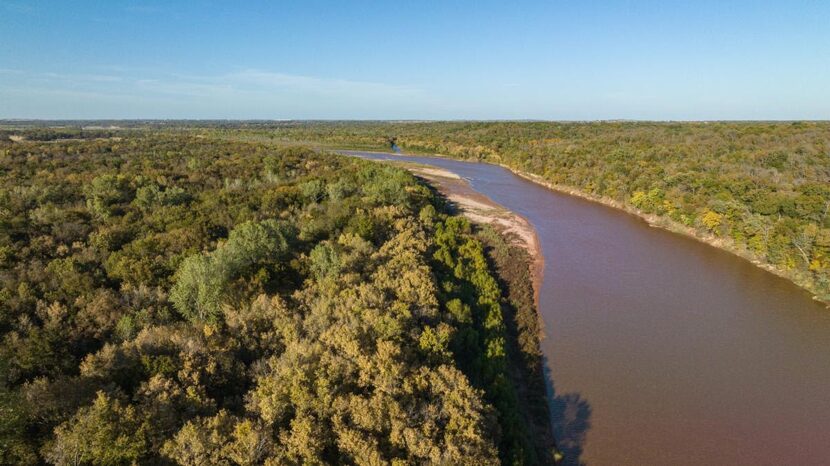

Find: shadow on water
<box><xmin>543</xmin><ymin>357</ymin><xmax>591</xmax><ymax>466</ymax></box>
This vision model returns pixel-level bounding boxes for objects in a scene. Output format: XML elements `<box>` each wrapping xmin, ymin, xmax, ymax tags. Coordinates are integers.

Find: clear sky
<box><xmin>1</xmin><ymin>0</ymin><xmax>828</xmax><ymax>120</ymax></box>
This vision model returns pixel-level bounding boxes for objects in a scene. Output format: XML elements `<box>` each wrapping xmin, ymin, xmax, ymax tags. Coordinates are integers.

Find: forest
<box><xmin>0</xmin><ymin>131</ymin><xmax>556</xmax><ymax>465</ymax></box>
<box><xmin>204</xmin><ymin>120</ymin><xmax>830</xmax><ymax>303</ymax></box>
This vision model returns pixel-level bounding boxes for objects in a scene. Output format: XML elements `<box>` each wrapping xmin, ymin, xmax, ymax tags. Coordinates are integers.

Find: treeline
<box><xmin>215</xmin><ymin>121</ymin><xmax>830</xmax><ymax>302</ymax></box>
<box><xmin>1</xmin><ymin>127</ymin><xmax>129</xmax><ymax>142</ymax></box>
<box><xmin>0</xmin><ymin>134</ymin><xmax>556</xmax><ymax>464</ymax></box>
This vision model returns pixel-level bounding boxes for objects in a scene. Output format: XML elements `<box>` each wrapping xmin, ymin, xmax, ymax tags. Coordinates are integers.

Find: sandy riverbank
<box><xmin>400</xmin><ymin>163</ymin><xmax>545</xmax><ymax>299</ymax></box>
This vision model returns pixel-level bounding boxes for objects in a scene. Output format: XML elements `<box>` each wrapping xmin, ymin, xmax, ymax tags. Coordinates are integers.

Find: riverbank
<box><xmin>350</xmin><ymin>148</ymin><xmax>827</xmax><ymax>307</ymax></box>
<box><xmin>401</xmin><ymin>162</ymin><xmax>545</xmax><ymax>302</ymax></box>
<box><xmin>500</xmin><ymin>166</ymin><xmax>829</xmax><ymax>307</ymax></box>
<box><xmin>476</xmin><ymin>224</ymin><xmax>561</xmax><ymax>465</ymax></box>
<box><xmin>367</xmin><ymin>158</ymin><xmax>560</xmax><ymax>464</ymax></box>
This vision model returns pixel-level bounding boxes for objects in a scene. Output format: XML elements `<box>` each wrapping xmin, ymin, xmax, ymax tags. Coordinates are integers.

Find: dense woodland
<box><xmin>211</xmin><ymin>121</ymin><xmax>830</xmax><ymax>302</ymax></box>
<box><xmin>0</xmin><ymin>132</ymin><xmax>556</xmax><ymax>465</ymax></box>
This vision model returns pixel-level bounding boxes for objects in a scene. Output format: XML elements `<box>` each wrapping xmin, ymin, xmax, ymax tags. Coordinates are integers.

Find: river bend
<box><xmin>343</xmin><ymin>151</ymin><xmax>830</xmax><ymax>466</ymax></box>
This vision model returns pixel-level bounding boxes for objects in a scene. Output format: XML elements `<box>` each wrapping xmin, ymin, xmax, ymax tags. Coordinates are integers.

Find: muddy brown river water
<box><xmin>344</xmin><ymin>151</ymin><xmax>830</xmax><ymax>465</ymax></box>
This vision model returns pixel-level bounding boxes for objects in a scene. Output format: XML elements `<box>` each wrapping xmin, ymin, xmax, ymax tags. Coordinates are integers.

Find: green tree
<box><xmin>43</xmin><ymin>392</ymin><xmax>148</xmax><ymax>466</ymax></box>
<box><xmin>84</xmin><ymin>174</ymin><xmax>132</xmax><ymax>219</ymax></box>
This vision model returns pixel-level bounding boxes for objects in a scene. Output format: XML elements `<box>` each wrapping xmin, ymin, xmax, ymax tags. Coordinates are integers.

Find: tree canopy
<box><xmin>0</xmin><ymin>131</ymin><xmax>556</xmax><ymax>465</ymax></box>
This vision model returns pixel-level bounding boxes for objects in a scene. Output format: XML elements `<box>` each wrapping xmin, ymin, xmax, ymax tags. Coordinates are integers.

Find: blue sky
<box><xmin>1</xmin><ymin>0</ymin><xmax>828</xmax><ymax>120</ymax></box>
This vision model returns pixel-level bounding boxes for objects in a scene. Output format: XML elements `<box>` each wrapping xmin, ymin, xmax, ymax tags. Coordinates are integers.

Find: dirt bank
<box><xmin>498</xmin><ymin>165</ymin><xmax>829</xmax><ymax>307</ymax></box>
<box><xmin>395</xmin><ymin>163</ymin><xmax>559</xmax><ymax>464</ymax></box>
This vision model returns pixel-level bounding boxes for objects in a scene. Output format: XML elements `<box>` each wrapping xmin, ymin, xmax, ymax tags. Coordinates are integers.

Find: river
<box><xmin>342</xmin><ymin>151</ymin><xmax>830</xmax><ymax>465</ymax></box>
